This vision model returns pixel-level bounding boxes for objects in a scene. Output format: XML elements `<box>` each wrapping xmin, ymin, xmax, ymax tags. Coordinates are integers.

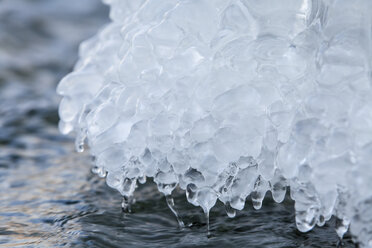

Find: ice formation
<box><xmin>57</xmin><ymin>0</ymin><xmax>372</xmax><ymax>246</ymax></box>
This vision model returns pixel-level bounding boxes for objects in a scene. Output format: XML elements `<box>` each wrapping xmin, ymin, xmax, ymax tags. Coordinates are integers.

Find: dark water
<box><xmin>0</xmin><ymin>1</ymin><xmax>357</xmax><ymax>247</ymax></box>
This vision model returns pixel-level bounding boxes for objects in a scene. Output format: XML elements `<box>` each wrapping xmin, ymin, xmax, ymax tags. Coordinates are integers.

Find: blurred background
<box><xmin>0</xmin><ymin>1</ymin><xmax>357</xmax><ymax>247</ymax></box>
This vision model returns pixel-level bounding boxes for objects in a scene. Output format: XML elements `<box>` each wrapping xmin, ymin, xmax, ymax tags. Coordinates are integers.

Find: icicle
<box><xmin>121</xmin><ymin>195</ymin><xmax>133</xmax><ymax>213</ymax></box>
<box><xmin>335</xmin><ymin>217</ymin><xmax>350</xmax><ymax>239</ymax></box>
<box><xmin>225</xmin><ymin>201</ymin><xmax>236</xmax><ymax>218</ymax></box>
<box><xmin>251</xmin><ymin>176</ymin><xmax>269</xmax><ymax>210</ymax></box>
<box><xmin>138</xmin><ymin>175</ymin><xmax>147</xmax><ymax>184</ymax></box>
<box><xmin>186</xmin><ymin>183</ymin><xmax>198</xmax><ymax>206</ymax></box>
<box><xmin>74</xmin><ymin>127</ymin><xmax>87</xmax><ymax>153</ymax></box>
<box><xmin>270</xmin><ymin>169</ymin><xmax>287</xmax><ymax>203</ymax></box>
<box><xmin>92</xmin><ymin>165</ymin><xmax>106</xmax><ymax>178</ymax></box>
<box><xmin>75</xmin><ymin>136</ymin><xmax>85</xmax><ymax>152</ymax></box>
<box><xmin>205</xmin><ymin>210</ymin><xmax>211</xmax><ymax>237</ymax></box>
<box><xmin>165</xmin><ymin>195</ymin><xmax>185</xmax><ymax>228</ymax></box>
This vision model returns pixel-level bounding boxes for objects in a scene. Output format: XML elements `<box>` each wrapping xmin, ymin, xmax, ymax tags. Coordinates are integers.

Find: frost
<box><xmin>57</xmin><ymin>0</ymin><xmax>372</xmax><ymax>246</ymax></box>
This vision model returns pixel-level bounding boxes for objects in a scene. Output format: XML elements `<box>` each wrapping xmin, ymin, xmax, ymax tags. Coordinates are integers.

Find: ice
<box><xmin>58</xmin><ymin>0</ymin><xmax>372</xmax><ymax>246</ymax></box>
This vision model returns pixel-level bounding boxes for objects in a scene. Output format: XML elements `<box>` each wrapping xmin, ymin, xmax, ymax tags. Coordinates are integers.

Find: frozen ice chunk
<box><xmin>58</xmin><ymin>0</ymin><xmax>372</xmax><ymax>246</ymax></box>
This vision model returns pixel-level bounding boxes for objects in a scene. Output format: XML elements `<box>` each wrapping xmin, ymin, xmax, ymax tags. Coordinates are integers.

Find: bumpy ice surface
<box><xmin>57</xmin><ymin>0</ymin><xmax>372</xmax><ymax>246</ymax></box>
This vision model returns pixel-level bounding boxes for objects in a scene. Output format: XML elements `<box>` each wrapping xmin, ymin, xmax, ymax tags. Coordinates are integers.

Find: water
<box><xmin>0</xmin><ymin>1</ymin><xmax>357</xmax><ymax>247</ymax></box>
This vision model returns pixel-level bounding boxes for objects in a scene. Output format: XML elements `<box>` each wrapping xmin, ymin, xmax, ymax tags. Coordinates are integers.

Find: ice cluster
<box><xmin>57</xmin><ymin>0</ymin><xmax>372</xmax><ymax>246</ymax></box>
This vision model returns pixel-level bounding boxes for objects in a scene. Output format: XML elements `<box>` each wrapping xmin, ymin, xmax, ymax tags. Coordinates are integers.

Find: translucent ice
<box><xmin>57</xmin><ymin>0</ymin><xmax>372</xmax><ymax>246</ymax></box>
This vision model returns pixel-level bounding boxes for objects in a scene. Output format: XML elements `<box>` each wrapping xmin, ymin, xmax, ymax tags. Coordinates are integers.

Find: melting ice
<box><xmin>57</xmin><ymin>0</ymin><xmax>372</xmax><ymax>246</ymax></box>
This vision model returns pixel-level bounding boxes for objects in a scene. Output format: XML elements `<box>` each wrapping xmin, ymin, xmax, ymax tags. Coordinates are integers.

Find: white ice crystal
<box><xmin>57</xmin><ymin>0</ymin><xmax>372</xmax><ymax>246</ymax></box>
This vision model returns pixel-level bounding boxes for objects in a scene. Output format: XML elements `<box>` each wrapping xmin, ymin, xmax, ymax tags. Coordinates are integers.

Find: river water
<box><xmin>0</xmin><ymin>1</ymin><xmax>357</xmax><ymax>247</ymax></box>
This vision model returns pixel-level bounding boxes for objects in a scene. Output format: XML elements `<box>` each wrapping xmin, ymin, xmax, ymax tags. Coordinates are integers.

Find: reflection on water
<box><xmin>0</xmin><ymin>0</ymin><xmax>357</xmax><ymax>247</ymax></box>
